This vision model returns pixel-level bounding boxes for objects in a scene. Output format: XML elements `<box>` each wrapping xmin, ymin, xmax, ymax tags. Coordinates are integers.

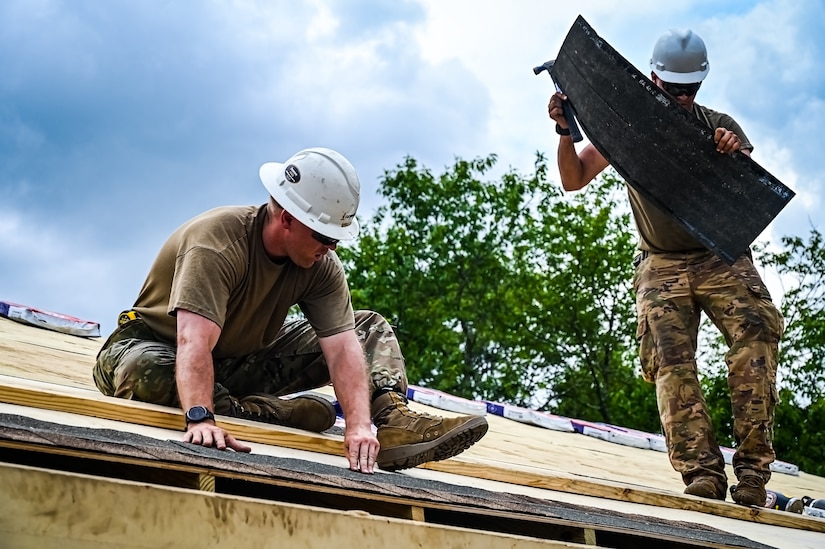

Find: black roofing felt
<box><xmin>0</xmin><ymin>412</ymin><xmax>774</xmax><ymax>549</ymax></box>
<box><xmin>551</xmin><ymin>15</ymin><xmax>794</xmax><ymax>264</ymax></box>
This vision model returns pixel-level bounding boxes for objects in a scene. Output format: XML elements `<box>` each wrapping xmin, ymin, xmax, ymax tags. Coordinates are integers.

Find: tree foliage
<box><xmin>759</xmin><ymin>229</ymin><xmax>825</xmax><ymax>403</ymax></box>
<box><xmin>339</xmin><ymin>152</ymin><xmax>825</xmax><ymax>476</ymax></box>
<box><xmin>759</xmin><ymin>229</ymin><xmax>825</xmax><ymax>476</ymax></box>
<box><xmin>340</xmin><ymin>153</ymin><xmax>659</xmax><ymax>432</ymax></box>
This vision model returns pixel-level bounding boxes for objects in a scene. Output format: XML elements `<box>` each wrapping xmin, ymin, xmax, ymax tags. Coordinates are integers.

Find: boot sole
<box><xmin>378</xmin><ymin>416</ymin><xmax>489</xmax><ymax>472</ymax></box>
<box><xmin>731</xmin><ymin>493</ymin><xmax>767</xmax><ymax>507</ymax></box>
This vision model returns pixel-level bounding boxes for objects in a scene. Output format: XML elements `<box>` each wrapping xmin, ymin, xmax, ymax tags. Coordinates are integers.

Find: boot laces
<box><xmin>231</xmin><ymin>396</ymin><xmax>284</xmax><ymax>422</ymax></box>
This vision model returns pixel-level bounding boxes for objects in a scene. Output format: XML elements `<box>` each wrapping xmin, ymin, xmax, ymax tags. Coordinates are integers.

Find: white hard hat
<box><xmin>259</xmin><ymin>147</ymin><xmax>361</xmax><ymax>241</ymax></box>
<box><xmin>649</xmin><ymin>29</ymin><xmax>709</xmax><ymax>84</ymax></box>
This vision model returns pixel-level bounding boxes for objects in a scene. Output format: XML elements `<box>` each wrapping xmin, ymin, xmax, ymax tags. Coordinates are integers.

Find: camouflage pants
<box><xmin>93</xmin><ymin>310</ymin><xmax>408</xmax><ymax>415</ymax></box>
<box><xmin>634</xmin><ymin>251</ymin><xmax>783</xmax><ymax>487</ymax></box>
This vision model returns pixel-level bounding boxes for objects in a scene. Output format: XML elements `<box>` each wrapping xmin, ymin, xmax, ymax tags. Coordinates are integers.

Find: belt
<box><xmin>632</xmin><ymin>250</ymin><xmax>649</xmax><ymax>269</ymax></box>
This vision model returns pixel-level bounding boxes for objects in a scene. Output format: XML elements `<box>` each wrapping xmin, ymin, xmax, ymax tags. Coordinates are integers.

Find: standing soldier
<box><xmin>547</xmin><ymin>29</ymin><xmax>783</xmax><ymax>505</ymax></box>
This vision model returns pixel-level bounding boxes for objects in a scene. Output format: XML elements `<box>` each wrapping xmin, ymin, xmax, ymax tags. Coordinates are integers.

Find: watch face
<box><xmin>187</xmin><ymin>406</ymin><xmax>209</xmax><ymax>422</ymax></box>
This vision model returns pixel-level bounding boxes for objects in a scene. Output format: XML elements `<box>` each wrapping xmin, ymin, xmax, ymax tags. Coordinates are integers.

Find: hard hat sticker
<box><xmin>340</xmin><ymin>212</ymin><xmax>356</xmax><ymax>227</ymax></box>
<box><xmin>285</xmin><ymin>165</ymin><xmax>301</xmax><ymax>183</ymax></box>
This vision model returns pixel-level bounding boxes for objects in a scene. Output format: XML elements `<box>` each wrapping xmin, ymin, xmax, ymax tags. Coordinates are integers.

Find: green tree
<box><xmin>759</xmin><ymin>229</ymin><xmax>825</xmax><ymax>402</ymax></box>
<box><xmin>341</xmin><ymin>152</ymin><xmax>824</xmax><ymax>473</ymax></box>
<box><xmin>340</xmin><ymin>153</ymin><xmax>659</xmax><ymax>432</ymax></box>
<box><xmin>530</xmin><ymin>169</ymin><xmax>653</xmax><ymax>429</ymax></box>
<box><xmin>760</xmin><ymin>229</ymin><xmax>825</xmax><ymax>476</ymax></box>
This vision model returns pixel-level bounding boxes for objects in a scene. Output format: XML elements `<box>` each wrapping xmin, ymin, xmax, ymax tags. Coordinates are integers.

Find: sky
<box><xmin>2</xmin><ymin>0</ymin><xmax>823</xmax><ymax>337</ymax></box>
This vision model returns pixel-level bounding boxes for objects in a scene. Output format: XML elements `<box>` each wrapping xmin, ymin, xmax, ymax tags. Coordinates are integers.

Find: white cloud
<box><xmin>0</xmin><ymin>209</ymin><xmax>140</xmax><ymax>332</ymax></box>
<box><xmin>304</xmin><ymin>0</ymin><xmax>339</xmax><ymax>40</ymax></box>
<box><xmin>0</xmin><ymin>0</ymin><xmax>822</xmax><ymax>331</ymax></box>
<box><xmin>411</xmin><ymin>1</ymin><xmax>823</xmax><ymax>234</ymax></box>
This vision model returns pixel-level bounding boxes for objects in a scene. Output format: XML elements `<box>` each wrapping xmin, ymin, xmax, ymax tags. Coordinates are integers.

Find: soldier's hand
<box><xmin>184</xmin><ymin>421</ymin><xmax>252</xmax><ymax>453</ymax></box>
<box><xmin>547</xmin><ymin>92</ymin><xmax>569</xmax><ymax>127</ymax></box>
<box><xmin>714</xmin><ymin>127</ymin><xmax>741</xmax><ymax>154</ymax></box>
<box><xmin>344</xmin><ymin>423</ymin><xmax>380</xmax><ymax>474</ymax></box>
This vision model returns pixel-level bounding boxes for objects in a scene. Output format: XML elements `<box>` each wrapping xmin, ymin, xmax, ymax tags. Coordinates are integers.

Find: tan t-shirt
<box><xmin>133</xmin><ymin>205</ymin><xmax>355</xmax><ymax>358</ymax></box>
<box><xmin>627</xmin><ymin>103</ymin><xmax>753</xmax><ymax>253</ymax></box>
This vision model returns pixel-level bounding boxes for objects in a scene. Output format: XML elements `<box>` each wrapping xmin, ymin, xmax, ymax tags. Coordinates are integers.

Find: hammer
<box><xmin>533</xmin><ymin>60</ymin><xmax>583</xmax><ymax>143</ymax></box>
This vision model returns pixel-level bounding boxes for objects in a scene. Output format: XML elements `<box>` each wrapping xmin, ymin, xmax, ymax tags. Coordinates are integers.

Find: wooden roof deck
<box><xmin>2</xmin><ymin>316</ymin><xmax>824</xmax><ymax>548</ymax></box>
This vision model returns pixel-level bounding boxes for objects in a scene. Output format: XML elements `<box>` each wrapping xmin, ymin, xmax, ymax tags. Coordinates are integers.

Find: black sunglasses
<box><xmin>662</xmin><ymin>81</ymin><xmax>701</xmax><ymax>97</ymax></box>
<box><xmin>311</xmin><ymin>231</ymin><xmax>339</xmax><ymax>247</ymax></box>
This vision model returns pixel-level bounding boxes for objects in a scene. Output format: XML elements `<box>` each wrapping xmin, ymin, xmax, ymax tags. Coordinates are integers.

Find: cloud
<box><xmin>0</xmin><ymin>209</ymin><xmax>140</xmax><ymax>327</ymax></box>
<box><xmin>0</xmin><ymin>0</ymin><xmax>822</xmax><ymax>335</ymax></box>
<box><xmin>0</xmin><ymin>0</ymin><xmax>492</xmax><ymax>332</ymax></box>
<box><xmin>694</xmin><ymin>0</ymin><xmax>825</xmax><ymax>239</ymax></box>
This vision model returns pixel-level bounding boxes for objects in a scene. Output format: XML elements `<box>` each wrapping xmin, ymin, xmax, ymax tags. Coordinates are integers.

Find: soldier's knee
<box><xmin>761</xmin><ymin>303</ymin><xmax>784</xmax><ymax>341</ymax></box>
<box><xmin>94</xmin><ymin>339</ymin><xmax>148</xmax><ymax>396</ymax></box>
<box><xmin>354</xmin><ymin>310</ymin><xmax>395</xmax><ymax>334</ymax></box>
<box><xmin>121</xmin><ymin>345</ymin><xmax>169</xmax><ymax>375</ymax></box>
<box><xmin>109</xmin><ymin>341</ymin><xmax>177</xmax><ymax>404</ymax></box>
<box><xmin>735</xmin><ymin>298</ymin><xmax>784</xmax><ymax>344</ymax></box>
<box><xmin>355</xmin><ymin>309</ymin><xmax>389</xmax><ymax>325</ymax></box>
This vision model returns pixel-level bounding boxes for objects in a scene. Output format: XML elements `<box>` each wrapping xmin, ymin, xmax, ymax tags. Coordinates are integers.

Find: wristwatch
<box><xmin>184</xmin><ymin>405</ymin><xmax>215</xmax><ymax>428</ymax></box>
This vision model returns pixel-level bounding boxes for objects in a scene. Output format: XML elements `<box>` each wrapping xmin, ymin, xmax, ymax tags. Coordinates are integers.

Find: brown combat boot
<box><xmin>730</xmin><ymin>472</ymin><xmax>768</xmax><ymax>507</ymax></box>
<box><xmin>684</xmin><ymin>476</ymin><xmax>727</xmax><ymax>500</ymax></box>
<box><xmin>371</xmin><ymin>390</ymin><xmax>488</xmax><ymax>471</ymax></box>
<box><xmin>229</xmin><ymin>393</ymin><xmax>336</xmax><ymax>432</ymax></box>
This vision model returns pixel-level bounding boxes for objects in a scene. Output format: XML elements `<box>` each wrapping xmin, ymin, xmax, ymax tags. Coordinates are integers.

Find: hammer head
<box><xmin>532</xmin><ymin>59</ymin><xmax>555</xmax><ymax>75</ymax></box>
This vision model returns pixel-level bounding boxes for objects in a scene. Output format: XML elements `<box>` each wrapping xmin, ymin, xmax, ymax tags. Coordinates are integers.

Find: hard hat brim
<box><xmin>259</xmin><ymin>161</ymin><xmax>360</xmax><ymax>241</ymax></box>
<box><xmin>652</xmin><ymin>67</ymin><xmax>708</xmax><ymax>84</ymax></box>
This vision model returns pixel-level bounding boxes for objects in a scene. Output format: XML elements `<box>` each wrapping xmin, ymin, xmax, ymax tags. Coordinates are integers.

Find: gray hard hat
<box><xmin>649</xmin><ymin>29</ymin><xmax>709</xmax><ymax>84</ymax></box>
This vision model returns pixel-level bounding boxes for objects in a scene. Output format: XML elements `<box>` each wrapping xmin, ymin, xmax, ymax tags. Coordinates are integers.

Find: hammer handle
<box><xmin>534</xmin><ymin>59</ymin><xmax>584</xmax><ymax>143</ymax></box>
<box><xmin>554</xmin><ymin>79</ymin><xmax>583</xmax><ymax>143</ymax></box>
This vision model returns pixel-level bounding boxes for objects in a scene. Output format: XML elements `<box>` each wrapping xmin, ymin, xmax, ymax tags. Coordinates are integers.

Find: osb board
<box><xmin>3</xmin><ymin>316</ymin><xmax>825</xmax><ymax>523</ymax></box>
<box><xmin>0</xmin><ymin>317</ymin><xmax>99</xmax><ymax>389</ymax></box>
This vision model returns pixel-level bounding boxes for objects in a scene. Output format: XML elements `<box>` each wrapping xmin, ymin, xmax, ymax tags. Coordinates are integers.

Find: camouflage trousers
<box><xmin>93</xmin><ymin>310</ymin><xmax>408</xmax><ymax>415</ymax></box>
<box><xmin>634</xmin><ymin>250</ymin><xmax>783</xmax><ymax>488</ymax></box>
